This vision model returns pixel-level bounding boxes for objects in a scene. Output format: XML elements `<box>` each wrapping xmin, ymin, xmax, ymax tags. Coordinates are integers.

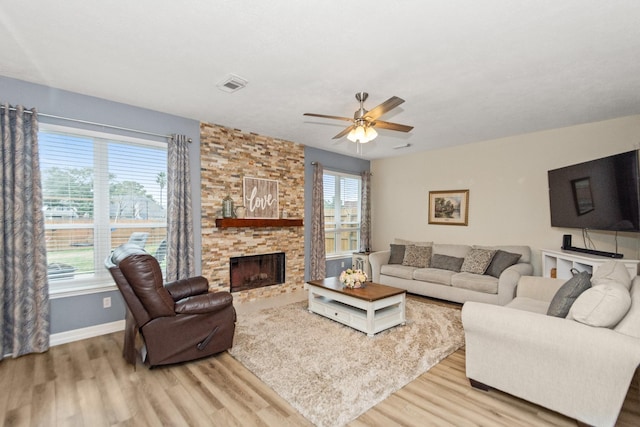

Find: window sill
<box><xmin>326</xmin><ymin>254</ymin><xmax>354</xmax><ymax>261</ymax></box>
<box><xmin>49</xmin><ymin>281</ymin><xmax>118</xmax><ymax>299</ymax></box>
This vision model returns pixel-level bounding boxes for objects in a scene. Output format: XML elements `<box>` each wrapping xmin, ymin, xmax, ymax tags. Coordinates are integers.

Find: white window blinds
<box><xmin>39</xmin><ymin>125</ymin><xmax>168</xmax><ymax>292</ymax></box>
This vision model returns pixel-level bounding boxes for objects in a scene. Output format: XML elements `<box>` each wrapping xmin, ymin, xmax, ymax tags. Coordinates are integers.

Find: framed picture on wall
<box><xmin>243</xmin><ymin>177</ymin><xmax>279</xmax><ymax>219</ymax></box>
<box><xmin>428</xmin><ymin>189</ymin><xmax>469</xmax><ymax>226</ymax></box>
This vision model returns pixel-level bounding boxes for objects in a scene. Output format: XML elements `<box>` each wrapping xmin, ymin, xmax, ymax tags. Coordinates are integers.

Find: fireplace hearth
<box><xmin>230</xmin><ymin>252</ymin><xmax>285</xmax><ymax>292</ymax></box>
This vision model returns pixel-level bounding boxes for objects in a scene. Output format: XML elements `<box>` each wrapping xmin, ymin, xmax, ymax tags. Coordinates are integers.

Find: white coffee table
<box><xmin>306</xmin><ymin>277</ymin><xmax>406</xmax><ymax>337</ymax></box>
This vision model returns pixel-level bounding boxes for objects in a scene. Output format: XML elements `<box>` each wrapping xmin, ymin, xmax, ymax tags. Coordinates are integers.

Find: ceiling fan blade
<box><xmin>303</xmin><ymin>113</ymin><xmax>353</xmax><ymax>122</ymax></box>
<box><xmin>363</xmin><ymin>96</ymin><xmax>405</xmax><ymax>120</ymax></box>
<box><xmin>372</xmin><ymin>120</ymin><xmax>414</xmax><ymax>133</ymax></box>
<box><xmin>333</xmin><ymin>125</ymin><xmax>355</xmax><ymax>139</ymax></box>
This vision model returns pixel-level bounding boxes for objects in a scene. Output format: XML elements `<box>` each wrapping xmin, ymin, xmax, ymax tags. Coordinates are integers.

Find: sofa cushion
<box><xmin>394</xmin><ymin>238</ymin><xmax>433</xmax><ymax>247</ymax></box>
<box><xmin>547</xmin><ymin>271</ymin><xmax>592</xmax><ymax>317</ymax></box>
<box><xmin>615</xmin><ymin>279</ymin><xmax>640</xmax><ymax>338</ymax></box>
<box><xmin>451</xmin><ymin>272</ymin><xmax>499</xmax><ymax>294</ymax></box>
<box><xmin>430</xmin><ymin>254</ymin><xmax>464</xmax><ymax>272</ymax></box>
<box><xmin>568</xmin><ymin>283</ymin><xmax>631</xmax><ymax>328</ymax></box>
<box><xmin>477</xmin><ymin>245</ymin><xmax>531</xmax><ymax>264</ymax></box>
<box><xmin>461</xmin><ymin>248</ymin><xmax>496</xmax><ymax>274</ymax></box>
<box><xmin>380</xmin><ymin>264</ymin><xmax>415</xmax><ymax>280</ymax></box>
<box><xmin>432</xmin><ymin>244</ymin><xmax>471</xmax><ymax>258</ymax></box>
<box><xmin>506</xmin><ymin>297</ymin><xmax>550</xmax><ymax>314</ymax></box>
<box><xmin>591</xmin><ymin>260</ymin><xmax>632</xmax><ymax>290</ymax></box>
<box><xmin>484</xmin><ymin>250</ymin><xmax>522</xmax><ymax>278</ymax></box>
<box><xmin>402</xmin><ymin>245</ymin><xmax>432</xmax><ymax>268</ymax></box>
<box><xmin>388</xmin><ymin>244</ymin><xmax>406</xmax><ymax>264</ymax></box>
<box><xmin>413</xmin><ymin>268</ymin><xmax>455</xmax><ymax>286</ymax></box>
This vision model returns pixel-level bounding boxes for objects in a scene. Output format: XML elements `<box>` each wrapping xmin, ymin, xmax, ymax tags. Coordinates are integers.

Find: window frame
<box><xmin>323</xmin><ymin>170</ymin><xmax>362</xmax><ymax>259</ymax></box>
<box><xmin>39</xmin><ymin>123</ymin><xmax>168</xmax><ymax>298</ymax></box>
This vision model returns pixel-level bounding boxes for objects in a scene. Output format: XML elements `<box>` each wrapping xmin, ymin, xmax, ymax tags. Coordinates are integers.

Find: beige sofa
<box><xmin>462</xmin><ymin>270</ymin><xmax>640</xmax><ymax>427</ymax></box>
<box><xmin>369</xmin><ymin>243</ymin><xmax>532</xmax><ymax>305</ymax></box>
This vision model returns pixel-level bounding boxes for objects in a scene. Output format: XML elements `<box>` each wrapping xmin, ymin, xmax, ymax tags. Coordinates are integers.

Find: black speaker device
<box><xmin>562</xmin><ymin>234</ymin><xmax>572</xmax><ymax>249</ymax></box>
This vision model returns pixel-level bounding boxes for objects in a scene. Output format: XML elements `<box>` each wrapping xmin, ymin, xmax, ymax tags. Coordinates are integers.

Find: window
<box><xmin>39</xmin><ymin>125</ymin><xmax>167</xmax><ymax>294</ymax></box>
<box><xmin>323</xmin><ymin>171</ymin><xmax>361</xmax><ymax>257</ymax></box>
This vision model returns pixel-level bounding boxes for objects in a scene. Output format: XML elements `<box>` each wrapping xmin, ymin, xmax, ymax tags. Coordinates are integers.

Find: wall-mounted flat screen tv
<box><xmin>548</xmin><ymin>150</ymin><xmax>640</xmax><ymax>232</ymax></box>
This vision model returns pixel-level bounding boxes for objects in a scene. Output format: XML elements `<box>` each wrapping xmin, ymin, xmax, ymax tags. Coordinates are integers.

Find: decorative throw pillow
<box><xmin>388</xmin><ymin>244</ymin><xmax>406</xmax><ymax>264</ymax></box>
<box><xmin>430</xmin><ymin>254</ymin><xmax>464</xmax><ymax>272</ymax></box>
<box><xmin>460</xmin><ymin>248</ymin><xmax>497</xmax><ymax>274</ymax></box>
<box><xmin>402</xmin><ymin>245</ymin><xmax>432</xmax><ymax>268</ymax></box>
<box><xmin>591</xmin><ymin>260</ymin><xmax>632</xmax><ymax>290</ymax></box>
<box><xmin>547</xmin><ymin>271</ymin><xmax>592</xmax><ymax>318</ymax></box>
<box><xmin>614</xmin><ymin>281</ymin><xmax>640</xmax><ymax>338</ymax></box>
<box><xmin>568</xmin><ymin>283</ymin><xmax>631</xmax><ymax>328</ymax></box>
<box><xmin>484</xmin><ymin>250</ymin><xmax>522</xmax><ymax>278</ymax></box>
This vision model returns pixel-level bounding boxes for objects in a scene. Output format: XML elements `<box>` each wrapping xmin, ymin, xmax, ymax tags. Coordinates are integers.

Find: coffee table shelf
<box><xmin>306</xmin><ymin>277</ymin><xmax>406</xmax><ymax>337</ymax></box>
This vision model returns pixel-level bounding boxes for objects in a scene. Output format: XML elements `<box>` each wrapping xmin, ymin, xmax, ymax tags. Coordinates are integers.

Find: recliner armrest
<box><xmin>174</xmin><ymin>291</ymin><xmax>233</xmax><ymax>314</ymax></box>
<box><xmin>165</xmin><ymin>276</ymin><xmax>209</xmax><ymax>301</ymax></box>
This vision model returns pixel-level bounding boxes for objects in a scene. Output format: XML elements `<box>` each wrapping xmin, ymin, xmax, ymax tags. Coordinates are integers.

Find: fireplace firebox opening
<box><xmin>230</xmin><ymin>252</ymin><xmax>285</xmax><ymax>292</ymax></box>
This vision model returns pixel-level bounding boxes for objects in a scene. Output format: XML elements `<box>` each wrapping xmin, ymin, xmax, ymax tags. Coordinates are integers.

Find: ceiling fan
<box><xmin>304</xmin><ymin>92</ymin><xmax>414</xmax><ymax>144</ymax></box>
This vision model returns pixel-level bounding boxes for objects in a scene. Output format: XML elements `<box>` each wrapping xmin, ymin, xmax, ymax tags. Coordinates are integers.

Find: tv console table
<box><xmin>541</xmin><ymin>249</ymin><xmax>639</xmax><ymax>280</ymax></box>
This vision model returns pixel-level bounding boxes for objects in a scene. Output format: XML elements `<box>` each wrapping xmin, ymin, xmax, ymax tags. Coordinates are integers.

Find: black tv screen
<box><xmin>548</xmin><ymin>150</ymin><xmax>640</xmax><ymax>232</ymax></box>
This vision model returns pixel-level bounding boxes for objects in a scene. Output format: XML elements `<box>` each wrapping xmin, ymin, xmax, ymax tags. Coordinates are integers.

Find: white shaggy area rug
<box><xmin>229</xmin><ymin>298</ymin><xmax>464</xmax><ymax>427</ymax></box>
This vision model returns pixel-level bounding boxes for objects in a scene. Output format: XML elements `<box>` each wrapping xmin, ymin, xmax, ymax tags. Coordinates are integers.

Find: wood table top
<box><xmin>307</xmin><ymin>277</ymin><xmax>406</xmax><ymax>302</ymax></box>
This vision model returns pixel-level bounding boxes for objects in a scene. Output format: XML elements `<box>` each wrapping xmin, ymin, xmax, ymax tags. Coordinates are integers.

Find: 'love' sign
<box><xmin>243</xmin><ymin>177</ymin><xmax>279</xmax><ymax>219</ymax></box>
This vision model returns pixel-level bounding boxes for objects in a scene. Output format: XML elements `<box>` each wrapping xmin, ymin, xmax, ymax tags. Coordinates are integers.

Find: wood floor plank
<box><xmin>90</xmin><ymin>356</ymin><xmax>132</xmax><ymax>423</ymax></box>
<box><xmin>1</xmin><ymin>295</ymin><xmax>638</xmax><ymax>426</ymax></box>
<box><xmin>3</xmin><ymin>405</ymin><xmax>31</xmax><ymax>427</ymax></box>
<box><xmin>76</xmin><ymin>378</ymin><xmax>110</xmax><ymax>427</ymax></box>
<box><xmin>4</xmin><ymin>354</ymin><xmax>35</xmax><ymax>413</ymax></box>
<box><xmin>133</xmin><ymin>366</ymin><xmax>190</xmax><ymax>426</ymax></box>
<box><xmin>30</xmin><ymin>381</ymin><xmax>56</xmax><ymax>427</ymax></box>
<box><xmin>164</xmin><ymin>382</ymin><xmax>215</xmax><ymax>427</ymax></box>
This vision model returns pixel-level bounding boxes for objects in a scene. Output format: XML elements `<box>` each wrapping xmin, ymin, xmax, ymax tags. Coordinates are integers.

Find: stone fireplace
<box><xmin>200</xmin><ymin>122</ymin><xmax>305</xmax><ymax>303</ymax></box>
<box><xmin>230</xmin><ymin>252</ymin><xmax>285</xmax><ymax>292</ymax></box>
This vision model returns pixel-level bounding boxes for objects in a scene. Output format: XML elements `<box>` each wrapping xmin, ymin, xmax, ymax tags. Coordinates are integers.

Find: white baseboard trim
<box><xmin>50</xmin><ymin>320</ymin><xmax>125</xmax><ymax>347</ymax></box>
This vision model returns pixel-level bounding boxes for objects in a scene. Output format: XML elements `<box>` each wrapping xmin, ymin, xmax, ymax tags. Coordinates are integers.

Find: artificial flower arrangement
<box><xmin>339</xmin><ymin>268</ymin><xmax>368</xmax><ymax>289</ymax></box>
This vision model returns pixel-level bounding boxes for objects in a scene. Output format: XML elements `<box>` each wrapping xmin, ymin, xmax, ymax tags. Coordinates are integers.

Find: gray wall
<box><xmin>303</xmin><ymin>146</ymin><xmax>371</xmax><ymax>280</ymax></box>
<box><xmin>1</xmin><ymin>75</ymin><xmax>370</xmax><ymax>334</ymax></box>
<box><xmin>1</xmin><ymin>76</ymin><xmax>201</xmax><ymax>334</ymax></box>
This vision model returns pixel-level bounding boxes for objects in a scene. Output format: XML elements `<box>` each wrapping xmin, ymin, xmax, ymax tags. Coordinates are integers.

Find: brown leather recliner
<box><xmin>106</xmin><ymin>244</ymin><xmax>236</xmax><ymax>367</ymax></box>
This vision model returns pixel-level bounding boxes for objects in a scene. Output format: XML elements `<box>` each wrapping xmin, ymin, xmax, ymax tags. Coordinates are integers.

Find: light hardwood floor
<box><xmin>1</xmin><ymin>292</ymin><xmax>639</xmax><ymax>426</ymax></box>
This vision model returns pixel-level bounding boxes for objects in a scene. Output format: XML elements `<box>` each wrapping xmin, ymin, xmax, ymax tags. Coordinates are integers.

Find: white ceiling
<box><xmin>1</xmin><ymin>1</ymin><xmax>640</xmax><ymax>160</ymax></box>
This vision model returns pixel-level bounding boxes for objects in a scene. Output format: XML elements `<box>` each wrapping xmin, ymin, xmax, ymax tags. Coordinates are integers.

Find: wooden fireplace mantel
<box><xmin>215</xmin><ymin>218</ymin><xmax>303</xmax><ymax>228</ymax></box>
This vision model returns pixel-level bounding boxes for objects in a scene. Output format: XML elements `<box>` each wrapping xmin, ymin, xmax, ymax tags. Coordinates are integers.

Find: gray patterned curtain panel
<box><xmin>0</xmin><ymin>104</ymin><xmax>50</xmax><ymax>359</ymax></box>
<box><xmin>310</xmin><ymin>162</ymin><xmax>326</xmax><ymax>280</ymax></box>
<box><xmin>166</xmin><ymin>134</ymin><xmax>195</xmax><ymax>281</ymax></box>
<box><xmin>360</xmin><ymin>171</ymin><xmax>371</xmax><ymax>253</ymax></box>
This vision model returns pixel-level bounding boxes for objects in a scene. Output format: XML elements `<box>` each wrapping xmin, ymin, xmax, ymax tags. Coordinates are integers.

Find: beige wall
<box><xmin>371</xmin><ymin>114</ymin><xmax>640</xmax><ymax>274</ymax></box>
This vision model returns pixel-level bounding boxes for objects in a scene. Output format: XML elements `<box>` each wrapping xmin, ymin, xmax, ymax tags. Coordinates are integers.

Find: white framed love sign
<box><xmin>243</xmin><ymin>177</ymin><xmax>279</xmax><ymax>219</ymax></box>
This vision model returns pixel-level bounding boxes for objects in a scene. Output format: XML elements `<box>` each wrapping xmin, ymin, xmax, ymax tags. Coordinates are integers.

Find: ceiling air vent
<box><xmin>393</xmin><ymin>143</ymin><xmax>411</xmax><ymax>149</ymax></box>
<box><xmin>217</xmin><ymin>74</ymin><xmax>248</xmax><ymax>93</ymax></box>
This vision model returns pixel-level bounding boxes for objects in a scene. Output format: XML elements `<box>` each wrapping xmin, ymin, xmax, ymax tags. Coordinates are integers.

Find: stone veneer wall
<box><xmin>200</xmin><ymin>122</ymin><xmax>305</xmax><ymax>303</ymax></box>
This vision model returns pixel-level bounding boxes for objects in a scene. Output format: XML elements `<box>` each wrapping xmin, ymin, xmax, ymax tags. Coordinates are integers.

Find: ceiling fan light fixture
<box><xmin>347</xmin><ymin>124</ymin><xmax>377</xmax><ymax>143</ymax></box>
<box><xmin>347</xmin><ymin>129</ymin><xmax>358</xmax><ymax>142</ymax></box>
<box><xmin>364</xmin><ymin>126</ymin><xmax>377</xmax><ymax>141</ymax></box>
<box><xmin>304</xmin><ymin>91</ymin><xmax>412</xmax><ymax>145</ymax></box>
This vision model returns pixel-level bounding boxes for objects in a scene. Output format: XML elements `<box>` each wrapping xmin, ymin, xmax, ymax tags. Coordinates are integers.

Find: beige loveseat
<box><xmin>369</xmin><ymin>242</ymin><xmax>532</xmax><ymax>305</ymax></box>
<box><xmin>462</xmin><ymin>263</ymin><xmax>640</xmax><ymax>427</ymax></box>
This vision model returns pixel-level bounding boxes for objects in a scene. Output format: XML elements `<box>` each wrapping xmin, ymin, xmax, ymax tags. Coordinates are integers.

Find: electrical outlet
<box><xmin>341</xmin><ymin>261</ymin><xmax>345</xmax><ymax>268</ymax></box>
<box><xmin>103</xmin><ymin>297</ymin><xmax>111</xmax><ymax>309</ymax></box>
